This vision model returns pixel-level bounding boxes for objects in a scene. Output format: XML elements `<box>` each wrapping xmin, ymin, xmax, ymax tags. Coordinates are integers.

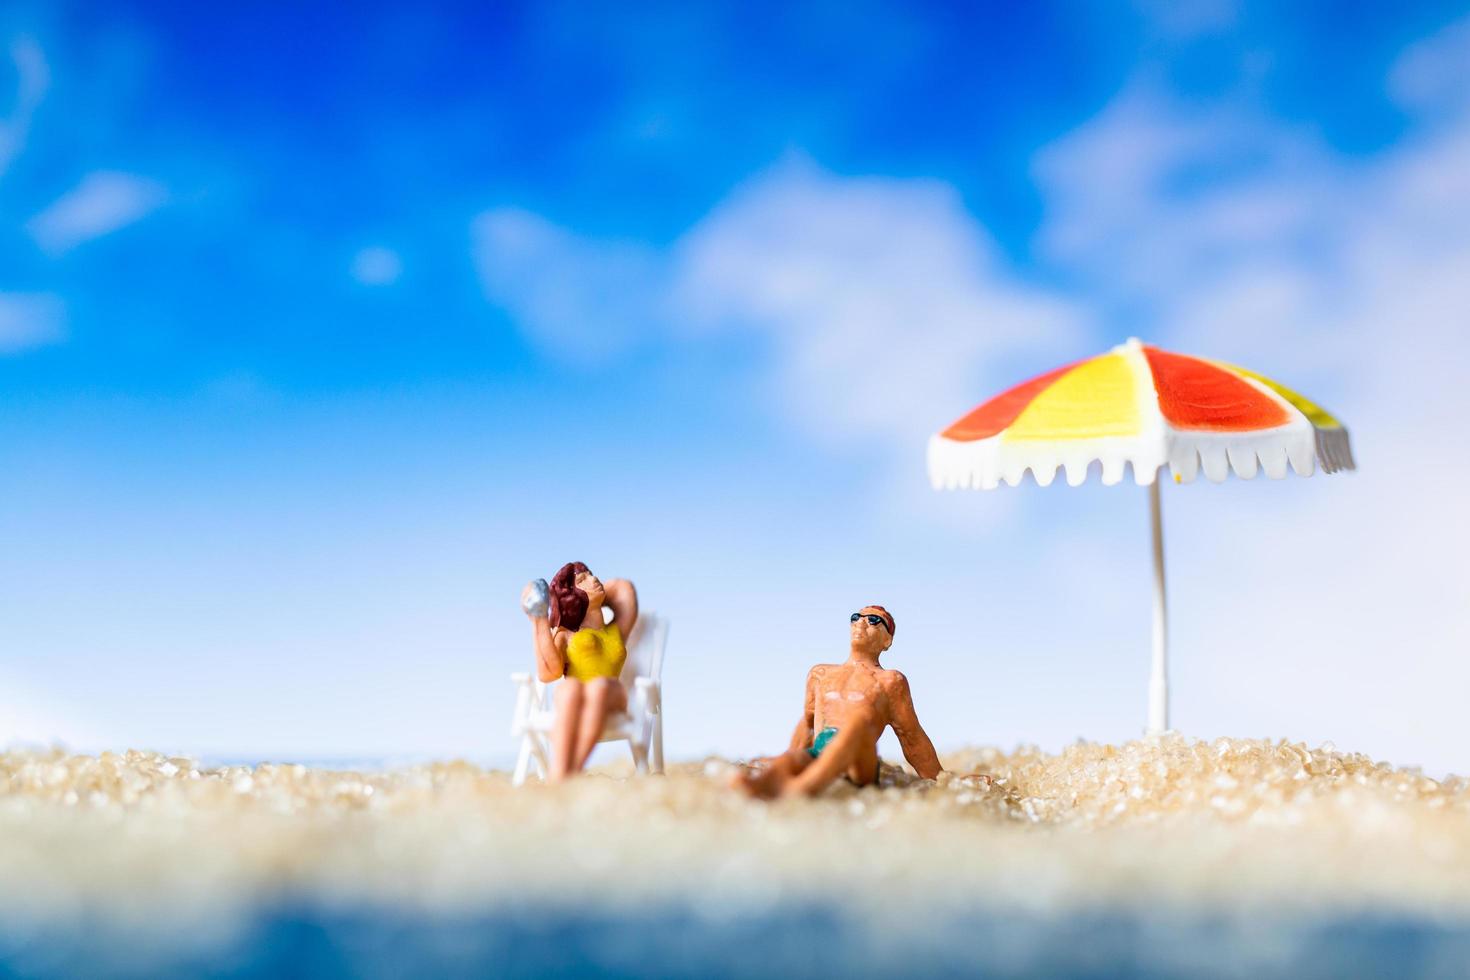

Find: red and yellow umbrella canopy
<box><xmin>929</xmin><ymin>339</ymin><xmax>1355</xmax><ymax>489</ymax></box>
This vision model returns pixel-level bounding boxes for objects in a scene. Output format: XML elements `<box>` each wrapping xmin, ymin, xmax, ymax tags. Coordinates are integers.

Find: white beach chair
<box><xmin>509</xmin><ymin>613</ymin><xmax>668</xmax><ymax>786</ymax></box>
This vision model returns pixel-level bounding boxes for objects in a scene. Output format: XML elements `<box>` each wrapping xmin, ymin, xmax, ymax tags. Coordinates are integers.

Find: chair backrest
<box><xmin>618</xmin><ymin>613</ymin><xmax>667</xmax><ymax>689</ymax></box>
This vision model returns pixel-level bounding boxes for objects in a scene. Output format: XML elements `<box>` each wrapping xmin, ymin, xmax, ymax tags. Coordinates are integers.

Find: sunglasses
<box><xmin>850</xmin><ymin>612</ymin><xmax>891</xmax><ymax>632</ymax></box>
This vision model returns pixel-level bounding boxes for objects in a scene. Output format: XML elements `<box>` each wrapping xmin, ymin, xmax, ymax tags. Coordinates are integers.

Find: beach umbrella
<box><xmin>928</xmin><ymin>338</ymin><xmax>1354</xmax><ymax>733</ymax></box>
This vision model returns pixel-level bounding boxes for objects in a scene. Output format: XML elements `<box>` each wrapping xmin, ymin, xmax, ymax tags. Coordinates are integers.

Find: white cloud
<box><xmin>0</xmin><ymin>37</ymin><xmax>48</xmax><ymax>179</ymax></box>
<box><xmin>1389</xmin><ymin>15</ymin><xmax>1470</xmax><ymax>115</ymax></box>
<box><xmin>1132</xmin><ymin>0</ymin><xmax>1237</xmax><ymax>39</ymax></box>
<box><xmin>0</xmin><ymin>292</ymin><xmax>65</xmax><ymax>353</ymax></box>
<box><xmin>1033</xmin><ymin>84</ymin><xmax>1337</xmax><ymax>351</ymax></box>
<box><xmin>671</xmin><ymin>159</ymin><xmax>1086</xmax><ymax>447</ymax></box>
<box><xmin>27</xmin><ymin>171</ymin><xmax>168</xmax><ymax>255</ymax></box>
<box><xmin>350</xmin><ymin>246</ymin><xmax>403</xmax><ymax>286</ymax></box>
<box><xmin>472</xmin><ymin>207</ymin><xmax>665</xmax><ymax>363</ymax></box>
<box><xmin>474</xmin><ymin>159</ymin><xmax>1086</xmax><ymax>447</ymax></box>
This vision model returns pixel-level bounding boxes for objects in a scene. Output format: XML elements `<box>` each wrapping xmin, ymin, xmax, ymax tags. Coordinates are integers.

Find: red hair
<box><xmin>548</xmin><ymin>562</ymin><xmax>591</xmax><ymax>631</ymax></box>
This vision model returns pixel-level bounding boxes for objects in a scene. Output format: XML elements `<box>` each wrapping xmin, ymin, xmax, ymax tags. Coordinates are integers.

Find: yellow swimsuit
<box><xmin>562</xmin><ymin>623</ymin><xmax>626</xmax><ymax>682</ymax></box>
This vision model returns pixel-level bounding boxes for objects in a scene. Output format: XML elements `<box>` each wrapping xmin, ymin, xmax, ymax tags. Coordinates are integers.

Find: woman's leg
<box><xmin>571</xmin><ymin>678</ymin><xmax>628</xmax><ymax>772</ymax></box>
<box><xmin>550</xmin><ymin>679</ymin><xmax>585</xmax><ymax>781</ymax></box>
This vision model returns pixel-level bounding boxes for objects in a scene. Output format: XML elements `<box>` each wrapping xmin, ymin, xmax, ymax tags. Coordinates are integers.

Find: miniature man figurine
<box><xmin>731</xmin><ymin>605</ymin><xmax>942</xmax><ymax>799</ymax></box>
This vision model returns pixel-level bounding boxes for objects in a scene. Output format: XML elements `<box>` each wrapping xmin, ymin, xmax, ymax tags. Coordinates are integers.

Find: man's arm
<box><xmin>786</xmin><ymin>668</ymin><xmax>819</xmax><ymax>753</ymax></box>
<box><xmin>884</xmin><ymin>671</ymin><xmax>942</xmax><ymax>779</ymax></box>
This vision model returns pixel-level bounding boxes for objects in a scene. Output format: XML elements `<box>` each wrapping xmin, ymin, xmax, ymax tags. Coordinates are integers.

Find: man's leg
<box><xmin>730</xmin><ymin>747</ymin><xmax>814</xmax><ymax>799</ymax></box>
<box><xmin>782</xmin><ymin>712</ymin><xmax>880</xmax><ymax>798</ymax></box>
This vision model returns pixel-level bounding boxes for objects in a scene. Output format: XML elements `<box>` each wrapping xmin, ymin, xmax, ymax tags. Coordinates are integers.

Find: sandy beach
<box><xmin>2</xmin><ymin>734</ymin><xmax>1468</xmax><ymax>977</ymax></box>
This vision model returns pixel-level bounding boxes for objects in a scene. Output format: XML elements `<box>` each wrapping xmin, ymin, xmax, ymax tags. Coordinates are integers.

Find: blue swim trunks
<box><xmin>807</xmin><ymin>727</ymin><xmax>839</xmax><ymax>759</ymax></box>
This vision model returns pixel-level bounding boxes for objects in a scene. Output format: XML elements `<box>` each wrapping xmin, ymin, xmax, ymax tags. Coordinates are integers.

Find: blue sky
<box><xmin>3</xmin><ymin>2</ymin><xmax>1470</xmax><ymax>774</ymax></box>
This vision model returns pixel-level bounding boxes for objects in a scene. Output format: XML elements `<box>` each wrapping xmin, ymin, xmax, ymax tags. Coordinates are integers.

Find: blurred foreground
<box><xmin>1</xmin><ymin>736</ymin><xmax>1467</xmax><ymax>978</ymax></box>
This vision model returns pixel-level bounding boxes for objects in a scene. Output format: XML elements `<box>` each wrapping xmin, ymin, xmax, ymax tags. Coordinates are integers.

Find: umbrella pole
<box><xmin>1147</xmin><ymin>478</ymin><xmax>1170</xmax><ymax>734</ymax></box>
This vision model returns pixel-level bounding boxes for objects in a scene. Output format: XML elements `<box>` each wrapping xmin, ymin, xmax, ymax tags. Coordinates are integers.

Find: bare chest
<box><xmin>814</xmin><ymin>668</ymin><xmax>887</xmax><ymax>712</ymax></box>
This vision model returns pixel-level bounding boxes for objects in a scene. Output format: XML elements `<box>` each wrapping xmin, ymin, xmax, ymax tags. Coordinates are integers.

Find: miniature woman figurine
<box><xmin>520</xmin><ymin>562</ymin><xmax>639</xmax><ymax>781</ymax></box>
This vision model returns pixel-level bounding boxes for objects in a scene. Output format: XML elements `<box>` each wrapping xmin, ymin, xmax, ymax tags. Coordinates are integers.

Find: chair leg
<box><xmin>651</xmin><ymin>713</ymin><xmax>664</xmax><ymax>775</ymax></box>
<box><xmin>630</xmin><ymin>738</ymin><xmax>649</xmax><ymax>776</ymax></box>
<box><xmin>513</xmin><ymin>737</ymin><xmax>534</xmax><ymax>787</ymax></box>
<box><xmin>528</xmin><ymin>732</ymin><xmax>550</xmax><ymax>782</ymax></box>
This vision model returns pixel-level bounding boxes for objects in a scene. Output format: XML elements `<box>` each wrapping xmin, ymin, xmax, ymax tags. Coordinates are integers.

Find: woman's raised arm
<box><xmin>523</xmin><ymin>582</ymin><xmax>566</xmax><ymax>682</ymax></box>
<box><xmin>603</xmin><ymin>578</ymin><xmax>639</xmax><ymax>640</ymax></box>
<box><xmin>530</xmin><ymin>618</ymin><xmax>566</xmax><ymax>683</ymax></box>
